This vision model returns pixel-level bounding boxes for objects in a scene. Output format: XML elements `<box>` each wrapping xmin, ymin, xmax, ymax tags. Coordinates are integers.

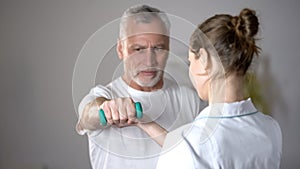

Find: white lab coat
<box><xmin>157</xmin><ymin>99</ymin><xmax>282</xmax><ymax>169</ymax></box>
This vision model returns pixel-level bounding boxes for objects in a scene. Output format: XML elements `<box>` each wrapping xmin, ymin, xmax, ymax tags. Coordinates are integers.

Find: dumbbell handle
<box><xmin>99</xmin><ymin>102</ymin><xmax>143</xmax><ymax>126</ymax></box>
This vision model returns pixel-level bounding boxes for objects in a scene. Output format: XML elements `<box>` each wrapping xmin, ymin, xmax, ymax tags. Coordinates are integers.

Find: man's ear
<box><xmin>117</xmin><ymin>39</ymin><xmax>124</xmax><ymax>59</ymax></box>
<box><xmin>199</xmin><ymin>48</ymin><xmax>210</xmax><ymax>70</ymax></box>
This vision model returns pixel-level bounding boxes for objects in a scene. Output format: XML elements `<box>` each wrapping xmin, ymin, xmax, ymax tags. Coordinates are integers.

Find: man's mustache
<box><xmin>133</xmin><ymin>67</ymin><xmax>163</xmax><ymax>76</ymax></box>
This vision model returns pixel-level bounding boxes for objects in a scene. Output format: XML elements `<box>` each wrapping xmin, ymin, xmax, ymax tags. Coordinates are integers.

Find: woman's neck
<box><xmin>209</xmin><ymin>75</ymin><xmax>246</xmax><ymax>104</ymax></box>
<box><xmin>224</xmin><ymin>75</ymin><xmax>246</xmax><ymax>102</ymax></box>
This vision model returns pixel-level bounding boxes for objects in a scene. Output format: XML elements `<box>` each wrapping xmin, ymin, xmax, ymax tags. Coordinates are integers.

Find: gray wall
<box><xmin>1</xmin><ymin>0</ymin><xmax>299</xmax><ymax>169</ymax></box>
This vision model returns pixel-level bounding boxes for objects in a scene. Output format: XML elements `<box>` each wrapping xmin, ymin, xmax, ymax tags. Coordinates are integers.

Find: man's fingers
<box><xmin>119</xmin><ymin>107</ymin><xmax>128</xmax><ymax>124</ymax></box>
<box><xmin>126</xmin><ymin>103</ymin><xmax>136</xmax><ymax>124</ymax></box>
<box><xmin>101</xmin><ymin>102</ymin><xmax>113</xmax><ymax>125</ymax></box>
<box><xmin>100</xmin><ymin>98</ymin><xmax>138</xmax><ymax>126</ymax></box>
<box><xmin>111</xmin><ymin>107</ymin><xmax>120</xmax><ymax>125</ymax></box>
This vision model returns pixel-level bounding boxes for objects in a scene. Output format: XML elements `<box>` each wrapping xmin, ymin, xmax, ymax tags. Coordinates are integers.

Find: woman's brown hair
<box><xmin>190</xmin><ymin>8</ymin><xmax>260</xmax><ymax>76</ymax></box>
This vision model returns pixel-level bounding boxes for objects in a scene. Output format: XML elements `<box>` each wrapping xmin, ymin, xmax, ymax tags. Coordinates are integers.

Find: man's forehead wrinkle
<box><xmin>124</xmin><ymin>36</ymin><xmax>167</xmax><ymax>47</ymax></box>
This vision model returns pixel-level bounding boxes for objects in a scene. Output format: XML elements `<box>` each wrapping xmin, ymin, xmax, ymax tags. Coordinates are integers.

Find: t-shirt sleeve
<box><xmin>75</xmin><ymin>85</ymin><xmax>112</xmax><ymax>135</ymax></box>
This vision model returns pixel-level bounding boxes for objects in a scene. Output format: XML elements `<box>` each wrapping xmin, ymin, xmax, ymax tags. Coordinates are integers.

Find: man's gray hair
<box><xmin>119</xmin><ymin>4</ymin><xmax>171</xmax><ymax>39</ymax></box>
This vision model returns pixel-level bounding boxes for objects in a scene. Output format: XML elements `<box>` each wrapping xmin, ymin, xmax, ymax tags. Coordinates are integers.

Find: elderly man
<box><xmin>76</xmin><ymin>4</ymin><xmax>205</xmax><ymax>169</ymax></box>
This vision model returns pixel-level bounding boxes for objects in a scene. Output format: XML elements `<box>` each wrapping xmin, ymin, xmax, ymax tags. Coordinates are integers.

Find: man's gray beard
<box><xmin>133</xmin><ymin>70</ymin><xmax>163</xmax><ymax>87</ymax></box>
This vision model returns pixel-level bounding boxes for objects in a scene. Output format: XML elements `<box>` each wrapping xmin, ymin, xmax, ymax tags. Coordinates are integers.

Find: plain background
<box><xmin>1</xmin><ymin>0</ymin><xmax>299</xmax><ymax>169</ymax></box>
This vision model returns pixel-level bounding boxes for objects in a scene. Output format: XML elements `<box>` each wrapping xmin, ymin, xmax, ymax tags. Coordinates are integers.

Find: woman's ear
<box><xmin>117</xmin><ymin>39</ymin><xmax>124</xmax><ymax>59</ymax></box>
<box><xmin>199</xmin><ymin>48</ymin><xmax>210</xmax><ymax>70</ymax></box>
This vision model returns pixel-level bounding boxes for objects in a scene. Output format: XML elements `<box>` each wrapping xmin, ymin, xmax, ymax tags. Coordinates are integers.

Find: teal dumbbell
<box><xmin>99</xmin><ymin>102</ymin><xmax>143</xmax><ymax>126</ymax></box>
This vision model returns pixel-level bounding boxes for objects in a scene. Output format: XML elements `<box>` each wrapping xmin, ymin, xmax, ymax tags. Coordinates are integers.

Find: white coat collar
<box><xmin>196</xmin><ymin>98</ymin><xmax>257</xmax><ymax>119</ymax></box>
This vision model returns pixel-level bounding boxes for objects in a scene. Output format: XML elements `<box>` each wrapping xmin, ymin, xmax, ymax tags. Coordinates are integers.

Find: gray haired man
<box><xmin>76</xmin><ymin>4</ymin><xmax>204</xmax><ymax>169</ymax></box>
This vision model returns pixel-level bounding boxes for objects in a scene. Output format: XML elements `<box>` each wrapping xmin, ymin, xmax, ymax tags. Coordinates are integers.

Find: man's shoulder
<box><xmin>94</xmin><ymin>77</ymin><xmax>124</xmax><ymax>89</ymax></box>
<box><xmin>89</xmin><ymin>77</ymin><xmax>125</xmax><ymax>97</ymax></box>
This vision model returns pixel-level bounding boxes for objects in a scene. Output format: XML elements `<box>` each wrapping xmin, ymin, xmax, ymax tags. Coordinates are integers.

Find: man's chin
<box><xmin>135</xmin><ymin>77</ymin><xmax>161</xmax><ymax>87</ymax></box>
<box><xmin>136</xmin><ymin>80</ymin><xmax>157</xmax><ymax>87</ymax></box>
<box><xmin>132</xmin><ymin>71</ymin><xmax>163</xmax><ymax>87</ymax></box>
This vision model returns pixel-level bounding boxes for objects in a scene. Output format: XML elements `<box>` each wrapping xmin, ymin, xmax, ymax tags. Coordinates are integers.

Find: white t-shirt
<box><xmin>77</xmin><ymin>77</ymin><xmax>205</xmax><ymax>169</ymax></box>
<box><xmin>156</xmin><ymin>99</ymin><xmax>282</xmax><ymax>169</ymax></box>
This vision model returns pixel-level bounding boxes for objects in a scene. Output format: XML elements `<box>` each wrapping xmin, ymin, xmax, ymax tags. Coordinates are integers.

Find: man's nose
<box><xmin>145</xmin><ymin>48</ymin><xmax>157</xmax><ymax>67</ymax></box>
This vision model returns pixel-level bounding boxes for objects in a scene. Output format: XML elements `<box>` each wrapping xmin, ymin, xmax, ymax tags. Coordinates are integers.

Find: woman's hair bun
<box><xmin>235</xmin><ymin>8</ymin><xmax>259</xmax><ymax>38</ymax></box>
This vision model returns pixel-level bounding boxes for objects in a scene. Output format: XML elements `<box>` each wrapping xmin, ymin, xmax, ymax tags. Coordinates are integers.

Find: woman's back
<box><xmin>157</xmin><ymin>99</ymin><xmax>282</xmax><ymax>169</ymax></box>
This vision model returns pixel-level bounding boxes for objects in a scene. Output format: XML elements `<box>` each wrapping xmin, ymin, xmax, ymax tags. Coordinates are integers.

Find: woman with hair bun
<box><xmin>156</xmin><ymin>8</ymin><xmax>282</xmax><ymax>169</ymax></box>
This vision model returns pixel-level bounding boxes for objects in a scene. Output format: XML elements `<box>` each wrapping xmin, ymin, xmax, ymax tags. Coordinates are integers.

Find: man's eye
<box><xmin>134</xmin><ymin>48</ymin><xmax>145</xmax><ymax>52</ymax></box>
<box><xmin>154</xmin><ymin>46</ymin><xmax>164</xmax><ymax>51</ymax></box>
